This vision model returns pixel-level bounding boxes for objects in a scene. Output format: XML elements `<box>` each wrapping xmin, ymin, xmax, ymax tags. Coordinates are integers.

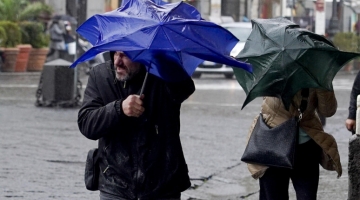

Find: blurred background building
<box><xmin>34</xmin><ymin>0</ymin><xmax>360</xmax><ymax>37</ymax></box>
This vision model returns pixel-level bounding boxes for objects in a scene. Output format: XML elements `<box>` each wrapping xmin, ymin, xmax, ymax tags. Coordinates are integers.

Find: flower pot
<box><xmin>1</xmin><ymin>47</ymin><xmax>19</xmax><ymax>72</ymax></box>
<box><xmin>15</xmin><ymin>44</ymin><xmax>32</xmax><ymax>72</ymax></box>
<box><xmin>0</xmin><ymin>48</ymin><xmax>4</xmax><ymax>70</ymax></box>
<box><xmin>27</xmin><ymin>48</ymin><xmax>49</xmax><ymax>71</ymax></box>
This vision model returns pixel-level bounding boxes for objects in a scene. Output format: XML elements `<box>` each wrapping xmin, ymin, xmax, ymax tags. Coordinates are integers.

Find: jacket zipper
<box><xmin>134</xmin><ymin>130</ymin><xmax>141</xmax><ymax>198</ymax></box>
<box><xmin>114</xmin><ymin>74</ymin><xmax>141</xmax><ymax>198</ymax></box>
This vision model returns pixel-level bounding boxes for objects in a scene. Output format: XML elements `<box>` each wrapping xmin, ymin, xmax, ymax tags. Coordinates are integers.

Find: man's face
<box><xmin>114</xmin><ymin>51</ymin><xmax>142</xmax><ymax>81</ymax></box>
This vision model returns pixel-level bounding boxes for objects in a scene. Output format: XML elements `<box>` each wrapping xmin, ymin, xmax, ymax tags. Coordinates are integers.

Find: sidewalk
<box><xmin>0</xmin><ymin>69</ymin><xmax>355</xmax><ymax>200</ymax></box>
<box><xmin>0</xmin><ymin>68</ymin><xmax>89</xmax><ymax>87</ymax></box>
<box><xmin>0</xmin><ymin>67</ymin><xmax>357</xmax><ymax>88</ymax></box>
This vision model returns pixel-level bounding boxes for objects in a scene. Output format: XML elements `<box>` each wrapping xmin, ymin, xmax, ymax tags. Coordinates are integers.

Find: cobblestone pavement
<box><xmin>0</xmin><ymin>71</ymin><xmax>356</xmax><ymax>199</ymax></box>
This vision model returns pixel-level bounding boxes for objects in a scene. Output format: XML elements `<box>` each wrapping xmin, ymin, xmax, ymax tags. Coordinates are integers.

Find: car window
<box><xmin>226</xmin><ymin>27</ymin><xmax>252</xmax><ymax>42</ymax></box>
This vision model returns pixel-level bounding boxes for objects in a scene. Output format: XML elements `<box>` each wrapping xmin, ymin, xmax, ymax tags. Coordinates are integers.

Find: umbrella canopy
<box><xmin>234</xmin><ymin>17</ymin><xmax>360</xmax><ymax>110</ymax></box>
<box><xmin>121</xmin><ymin>0</ymin><xmax>167</xmax><ymax>6</ymax></box>
<box><xmin>70</xmin><ymin>0</ymin><xmax>252</xmax><ymax>82</ymax></box>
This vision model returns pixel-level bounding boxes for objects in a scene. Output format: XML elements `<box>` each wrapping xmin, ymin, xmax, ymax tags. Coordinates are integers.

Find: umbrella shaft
<box><xmin>140</xmin><ymin>72</ymin><xmax>148</xmax><ymax>96</ymax></box>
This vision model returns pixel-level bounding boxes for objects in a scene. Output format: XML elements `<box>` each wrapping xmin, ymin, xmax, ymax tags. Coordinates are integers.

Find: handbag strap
<box><xmin>298</xmin><ymin>88</ymin><xmax>309</xmax><ymax>121</ymax></box>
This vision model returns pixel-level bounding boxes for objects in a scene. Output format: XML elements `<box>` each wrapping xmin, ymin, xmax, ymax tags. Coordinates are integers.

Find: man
<box><xmin>345</xmin><ymin>71</ymin><xmax>360</xmax><ymax>134</ymax></box>
<box><xmin>78</xmin><ymin>51</ymin><xmax>195</xmax><ymax>199</ymax></box>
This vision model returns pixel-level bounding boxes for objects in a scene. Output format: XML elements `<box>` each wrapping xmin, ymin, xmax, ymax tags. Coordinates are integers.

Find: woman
<box><xmin>246</xmin><ymin>89</ymin><xmax>341</xmax><ymax>200</ymax></box>
<box><xmin>47</xmin><ymin>20</ymin><xmax>66</xmax><ymax>59</ymax></box>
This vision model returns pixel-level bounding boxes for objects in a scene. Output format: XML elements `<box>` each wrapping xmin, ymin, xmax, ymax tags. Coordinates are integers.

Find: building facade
<box><xmin>41</xmin><ymin>0</ymin><xmax>357</xmax><ymax>33</ymax></box>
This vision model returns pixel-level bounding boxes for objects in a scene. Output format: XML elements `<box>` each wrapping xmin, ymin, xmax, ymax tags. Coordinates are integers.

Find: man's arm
<box><xmin>78</xmin><ymin>69</ymin><xmax>122</xmax><ymax>140</ymax></box>
<box><xmin>166</xmin><ymin>77</ymin><xmax>195</xmax><ymax>104</ymax></box>
<box><xmin>345</xmin><ymin>71</ymin><xmax>360</xmax><ymax>132</ymax></box>
<box><xmin>348</xmin><ymin>71</ymin><xmax>360</xmax><ymax>120</ymax></box>
<box><xmin>53</xmin><ymin>24</ymin><xmax>64</xmax><ymax>35</ymax></box>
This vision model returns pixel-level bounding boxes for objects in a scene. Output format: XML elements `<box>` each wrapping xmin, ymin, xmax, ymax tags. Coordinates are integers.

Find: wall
<box><xmin>87</xmin><ymin>0</ymin><xmax>105</xmax><ymax>19</ymax></box>
<box><xmin>326</xmin><ymin>1</ymin><xmax>356</xmax><ymax>32</ymax></box>
<box><xmin>45</xmin><ymin>0</ymin><xmax>66</xmax><ymax>15</ymax></box>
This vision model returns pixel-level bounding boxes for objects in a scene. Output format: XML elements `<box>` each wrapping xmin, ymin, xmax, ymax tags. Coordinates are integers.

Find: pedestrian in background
<box><xmin>63</xmin><ymin>21</ymin><xmax>75</xmax><ymax>47</ymax></box>
<box><xmin>345</xmin><ymin>70</ymin><xmax>360</xmax><ymax>134</ymax></box>
<box><xmin>47</xmin><ymin>19</ymin><xmax>66</xmax><ymax>60</ymax></box>
<box><xmin>78</xmin><ymin>51</ymin><xmax>195</xmax><ymax>199</ymax></box>
<box><xmin>62</xmin><ymin>21</ymin><xmax>76</xmax><ymax>59</ymax></box>
<box><xmin>355</xmin><ymin>18</ymin><xmax>360</xmax><ymax>36</ymax></box>
<box><xmin>246</xmin><ymin>89</ymin><xmax>341</xmax><ymax>200</ymax></box>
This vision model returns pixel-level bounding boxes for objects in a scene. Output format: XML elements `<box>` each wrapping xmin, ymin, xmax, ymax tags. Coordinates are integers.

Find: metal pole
<box><xmin>74</xmin><ymin>0</ymin><xmax>79</xmax><ymax>101</ymax></box>
<box><xmin>328</xmin><ymin>0</ymin><xmax>339</xmax><ymax>38</ymax></box>
<box><xmin>74</xmin><ymin>0</ymin><xmax>87</xmax><ymax>102</ymax></box>
<box><xmin>339</xmin><ymin>0</ymin><xmax>344</xmax><ymax>32</ymax></box>
<box><xmin>286</xmin><ymin>0</ymin><xmax>294</xmax><ymax>21</ymax></box>
<box><xmin>291</xmin><ymin>0</ymin><xmax>294</xmax><ymax>22</ymax></box>
<box><xmin>139</xmin><ymin>72</ymin><xmax>148</xmax><ymax>96</ymax></box>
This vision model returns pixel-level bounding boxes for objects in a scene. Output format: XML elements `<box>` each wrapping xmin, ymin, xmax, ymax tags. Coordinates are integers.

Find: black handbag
<box><xmin>84</xmin><ymin>148</ymin><xmax>99</xmax><ymax>191</ymax></box>
<box><xmin>241</xmin><ymin>89</ymin><xmax>309</xmax><ymax>169</ymax></box>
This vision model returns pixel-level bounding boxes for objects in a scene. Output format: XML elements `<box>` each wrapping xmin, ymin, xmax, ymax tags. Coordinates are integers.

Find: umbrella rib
<box><xmin>162</xmin><ymin>2</ymin><xmax>182</xmax><ymax>21</ymax></box>
<box><xmin>162</xmin><ymin>22</ymin><xmax>236</xmax><ymax>61</ymax></box>
<box><xmin>294</xmin><ymin>60</ymin><xmax>322</xmax><ymax>86</ymax></box>
<box><xmin>96</xmin><ymin>23</ymin><xmax>160</xmax><ymax>48</ymax></box>
<box><xmin>257</xmin><ymin>24</ymin><xmax>283</xmax><ymax>48</ymax></box>
<box><xmin>291</xmin><ymin>48</ymin><xmax>331</xmax><ymax>87</ymax></box>
<box><xmin>160</xmin><ymin>27</ymin><xmax>189</xmax><ymax>73</ymax></box>
<box><xmin>242</xmin><ymin>52</ymin><xmax>280</xmax><ymax>93</ymax></box>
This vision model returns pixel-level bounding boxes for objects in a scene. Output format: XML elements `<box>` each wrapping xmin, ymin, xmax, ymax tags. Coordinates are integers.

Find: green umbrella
<box><xmin>234</xmin><ymin>17</ymin><xmax>360</xmax><ymax>110</ymax></box>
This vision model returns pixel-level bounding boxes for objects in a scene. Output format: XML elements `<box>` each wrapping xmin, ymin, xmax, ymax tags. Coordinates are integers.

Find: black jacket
<box><xmin>78</xmin><ymin>61</ymin><xmax>195</xmax><ymax>199</ymax></box>
<box><xmin>348</xmin><ymin>70</ymin><xmax>360</xmax><ymax>120</ymax></box>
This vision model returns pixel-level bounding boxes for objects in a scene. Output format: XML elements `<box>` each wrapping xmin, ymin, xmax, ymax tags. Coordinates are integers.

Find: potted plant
<box><xmin>18</xmin><ymin>1</ymin><xmax>53</xmax><ymax>23</ymax></box>
<box><xmin>0</xmin><ymin>21</ymin><xmax>21</xmax><ymax>72</ymax></box>
<box><xmin>0</xmin><ymin>0</ymin><xmax>53</xmax><ymax>72</ymax></box>
<box><xmin>24</xmin><ymin>21</ymin><xmax>49</xmax><ymax>71</ymax></box>
<box><xmin>14</xmin><ymin>1</ymin><xmax>53</xmax><ymax>72</ymax></box>
<box><xmin>0</xmin><ymin>0</ymin><xmax>28</xmax><ymax>22</ymax></box>
<box><xmin>16</xmin><ymin>21</ymin><xmax>34</xmax><ymax>72</ymax></box>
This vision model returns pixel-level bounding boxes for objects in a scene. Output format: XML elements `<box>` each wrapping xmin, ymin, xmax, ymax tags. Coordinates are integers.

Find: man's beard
<box><xmin>115</xmin><ymin>66</ymin><xmax>140</xmax><ymax>81</ymax></box>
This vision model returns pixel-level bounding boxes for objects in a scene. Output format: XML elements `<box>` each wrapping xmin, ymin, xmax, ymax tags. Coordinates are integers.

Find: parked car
<box><xmin>193</xmin><ymin>22</ymin><xmax>252</xmax><ymax>79</ymax></box>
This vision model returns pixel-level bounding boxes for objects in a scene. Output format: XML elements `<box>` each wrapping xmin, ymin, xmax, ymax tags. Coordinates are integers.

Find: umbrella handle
<box><xmin>140</xmin><ymin>72</ymin><xmax>149</xmax><ymax>96</ymax></box>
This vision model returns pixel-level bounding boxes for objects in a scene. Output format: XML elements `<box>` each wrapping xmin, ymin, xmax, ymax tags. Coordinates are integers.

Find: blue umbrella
<box><xmin>121</xmin><ymin>0</ymin><xmax>167</xmax><ymax>6</ymax></box>
<box><xmin>71</xmin><ymin>0</ymin><xmax>252</xmax><ymax>82</ymax></box>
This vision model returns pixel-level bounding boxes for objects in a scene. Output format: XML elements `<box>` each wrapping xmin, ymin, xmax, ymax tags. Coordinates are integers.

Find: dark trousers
<box><xmin>259</xmin><ymin>139</ymin><xmax>322</xmax><ymax>200</ymax></box>
<box><xmin>100</xmin><ymin>191</ymin><xmax>181</xmax><ymax>200</ymax></box>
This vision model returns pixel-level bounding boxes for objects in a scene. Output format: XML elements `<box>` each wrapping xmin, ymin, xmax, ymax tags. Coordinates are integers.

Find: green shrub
<box><xmin>18</xmin><ymin>2</ymin><xmax>53</xmax><ymax>22</ymax></box>
<box><xmin>332</xmin><ymin>32</ymin><xmax>358</xmax><ymax>52</ymax></box>
<box><xmin>39</xmin><ymin>34</ymin><xmax>50</xmax><ymax>48</ymax></box>
<box><xmin>0</xmin><ymin>26</ymin><xmax>7</xmax><ymax>47</ymax></box>
<box><xmin>0</xmin><ymin>21</ymin><xmax>21</xmax><ymax>47</ymax></box>
<box><xmin>0</xmin><ymin>0</ymin><xmax>28</xmax><ymax>22</ymax></box>
<box><xmin>19</xmin><ymin>21</ymin><xmax>48</xmax><ymax>48</ymax></box>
